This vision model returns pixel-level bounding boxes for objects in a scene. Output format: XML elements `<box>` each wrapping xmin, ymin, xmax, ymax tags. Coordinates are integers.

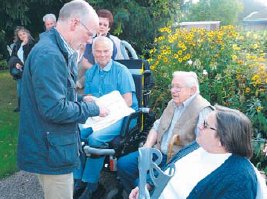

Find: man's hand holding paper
<box><xmin>83</xmin><ymin>90</ymin><xmax>135</xmax><ymax>131</ymax></box>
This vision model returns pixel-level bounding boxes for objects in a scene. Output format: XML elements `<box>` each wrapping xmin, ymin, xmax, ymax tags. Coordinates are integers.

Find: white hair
<box><xmin>172</xmin><ymin>71</ymin><xmax>199</xmax><ymax>93</ymax></box>
<box><xmin>92</xmin><ymin>36</ymin><xmax>114</xmax><ymax>53</ymax></box>
<box><xmin>43</xmin><ymin>14</ymin><xmax>56</xmax><ymax>22</ymax></box>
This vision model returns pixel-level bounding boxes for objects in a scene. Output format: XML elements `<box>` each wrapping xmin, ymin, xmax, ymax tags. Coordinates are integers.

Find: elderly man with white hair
<box><xmin>43</xmin><ymin>13</ymin><xmax>57</xmax><ymax>31</ymax></box>
<box><xmin>117</xmin><ymin>71</ymin><xmax>212</xmax><ymax>195</ymax></box>
<box><xmin>73</xmin><ymin>36</ymin><xmax>138</xmax><ymax>199</ymax></box>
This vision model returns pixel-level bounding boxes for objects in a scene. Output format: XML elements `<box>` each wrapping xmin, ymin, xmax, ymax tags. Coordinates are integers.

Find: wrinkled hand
<box><xmin>99</xmin><ymin>105</ymin><xmax>109</xmax><ymax>117</ymax></box>
<box><xmin>129</xmin><ymin>187</ymin><xmax>139</xmax><ymax>199</ymax></box>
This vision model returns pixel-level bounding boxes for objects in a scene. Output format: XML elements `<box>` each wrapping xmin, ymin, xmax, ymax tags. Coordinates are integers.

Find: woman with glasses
<box><xmin>129</xmin><ymin>105</ymin><xmax>267</xmax><ymax>199</ymax></box>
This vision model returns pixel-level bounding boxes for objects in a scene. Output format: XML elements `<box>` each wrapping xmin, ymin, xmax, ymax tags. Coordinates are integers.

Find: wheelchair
<box><xmin>81</xmin><ymin>59</ymin><xmax>155</xmax><ymax>199</ymax></box>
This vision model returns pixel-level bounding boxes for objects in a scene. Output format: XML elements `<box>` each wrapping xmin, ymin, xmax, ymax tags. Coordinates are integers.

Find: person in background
<box><xmin>73</xmin><ymin>36</ymin><xmax>138</xmax><ymax>199</ymax></box>
<box><xmin>129</xmin><ymin>105</ymin><xmax>267</xmax><ymax>199</ymax></box>
<box><xmin>117</xmin><ymin>71</ymin><xmax>212</xmax><ymax>194</ymax></box>
<box><xmin>76</xmin><ymin>9</ymin><xmax>123</xmax><ymax>92</ymax></box>
<box><xmin>43</xmin><ymin>13</ymin><xmax>57</xmax><ymax>31</ymax></box>
<box><xmin>17</xmin><ymin>1</ymin><xmax>109</xmax><ymax>199</ymax></box>
<box><xmin>8</xmin><ymin>26</ymin><xmax>35</xmax><ymax>112</ymax></box>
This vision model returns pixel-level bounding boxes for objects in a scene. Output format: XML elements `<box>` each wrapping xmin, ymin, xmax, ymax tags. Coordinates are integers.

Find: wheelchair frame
<box><xmin>82</xmin><ymin>59</ymin><xmax>155</xmax><ymax>198</ymax></box>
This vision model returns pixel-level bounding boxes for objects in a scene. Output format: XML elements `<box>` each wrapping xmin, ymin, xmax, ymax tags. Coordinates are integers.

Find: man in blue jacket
<box><xmin>17</xmin><ymin>1</ymin><xmax>108</xmax><ymax>198</ymax></box>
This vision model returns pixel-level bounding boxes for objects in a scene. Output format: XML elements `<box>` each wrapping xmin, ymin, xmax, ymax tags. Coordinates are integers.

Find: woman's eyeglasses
<box><xmin>203</xmin><ymin>120</ymin><xmax>217</xmax><ymax>131</ymax></box>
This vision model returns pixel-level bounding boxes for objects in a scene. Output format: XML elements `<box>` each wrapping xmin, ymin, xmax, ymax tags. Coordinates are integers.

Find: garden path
<box><xmin>0</xmin><ymin>170</ymin><xmax>117</xmax><ymax>199</ymax></box>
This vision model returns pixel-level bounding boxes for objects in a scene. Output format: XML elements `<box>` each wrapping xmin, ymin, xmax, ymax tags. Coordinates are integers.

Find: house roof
<box><xmin>243</xmin><ymin>8</ymin><xmax>267</xmax><ymax>21</ymax></box>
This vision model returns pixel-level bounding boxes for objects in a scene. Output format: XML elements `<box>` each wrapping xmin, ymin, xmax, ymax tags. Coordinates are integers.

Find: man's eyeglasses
<box><xmin>80</xmin><ymin>21</ymin><xmax>96</xmax><ymax>38</ymax></box>
<box><xmin>203</xmin><ymin>120</ymin><xmax>217</xmax><ymax>131</ymax></box>
<box><xmin>168</xmin><ymin>84</ymin><xmax>184</xmax><ymax>92</ymax></box>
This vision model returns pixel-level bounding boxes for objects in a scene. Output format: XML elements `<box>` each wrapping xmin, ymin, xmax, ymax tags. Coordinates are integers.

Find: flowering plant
<box><xmin>148</xmin><ymin>25</ymin><xmax>267</xmax><ymax>172</ymax></box>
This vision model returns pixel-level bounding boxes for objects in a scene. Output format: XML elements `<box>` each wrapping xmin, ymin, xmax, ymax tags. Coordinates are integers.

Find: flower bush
<box><xmin>148</xmin><ymin>25</ymin><xmax>267</xmax><ymax>172</ymax></box>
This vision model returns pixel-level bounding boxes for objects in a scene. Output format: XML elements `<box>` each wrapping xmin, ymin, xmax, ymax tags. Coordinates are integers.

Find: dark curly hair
<box><xmin>97</xmin><ymin>9</ymin><xmax>114</xmax><ymax>28</ymax></box>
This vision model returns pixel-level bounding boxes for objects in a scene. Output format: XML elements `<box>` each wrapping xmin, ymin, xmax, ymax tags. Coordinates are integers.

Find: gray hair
<box><xmin>172</xmin><ymin>71</ymin><xmax>199</xmax><ymax>92</ymax></box>
<box><xmin>43</xmin><ymin>14</ymin><xmax>56</xmax><ymax>22</ymax></box>
<box><xmin>214</xmin><ymin>105</ymin><xmax>253</xmax><ymax>158</ymax></box>
<box><xmin>92</xmin><ymin>36</ymin><xmax>114</xmax><ymax>53</ymax></box>
<box><xmin>58</xmin><ymin>0</ymin><xmax>96</xmax><ymax>24</ymax></box>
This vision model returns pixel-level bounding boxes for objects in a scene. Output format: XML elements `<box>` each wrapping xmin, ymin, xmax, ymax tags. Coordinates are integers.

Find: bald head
<box><xmin>58</xmin><ymin>0</ymin><xmax>97</xmax><ymax>24</ymax></box>
<box><xmin>56</xmin><ymin>0</ymin><xmax>99</xmax><ymax>50</ymax></box>
<box><xmin>92</xmin><ymin>36</ymin><xmax>114</xmax><ymax>68</ymax></box>
<box><xmin>92</xmin><ymin>36</ymin><xmax>113</xmax><ymax>52</ymax></box>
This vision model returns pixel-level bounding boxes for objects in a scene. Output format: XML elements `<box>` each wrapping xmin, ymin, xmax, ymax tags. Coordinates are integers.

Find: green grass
<box><xmin>0</xmin><ymin>71</ymin><xmax>19</xmax><ymax>178</ymax></box>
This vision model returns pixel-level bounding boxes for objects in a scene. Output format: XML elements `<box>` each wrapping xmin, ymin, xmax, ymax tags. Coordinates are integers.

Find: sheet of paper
<box><xmin>83</xmin><ymin>90</ymin><xmax>135</xmax><ymax>131</ymax></box>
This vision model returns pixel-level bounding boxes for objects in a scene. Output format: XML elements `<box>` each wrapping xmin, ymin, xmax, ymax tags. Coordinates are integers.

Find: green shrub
<box><xmin>0</xmin><ymin>59</ymin><xmax>8</xmax><ymax>71</ymax></box>
<box><xmin>148</xmin><ymin>25</ymin><xmax>267</xmax><ymax>172</ymax></box>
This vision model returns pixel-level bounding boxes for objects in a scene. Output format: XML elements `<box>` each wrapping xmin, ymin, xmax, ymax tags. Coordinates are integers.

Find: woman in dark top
<box><xmin>8</xmin><ymin>26</ymin><xmax>35</xmax><ymax>112</ymax></box>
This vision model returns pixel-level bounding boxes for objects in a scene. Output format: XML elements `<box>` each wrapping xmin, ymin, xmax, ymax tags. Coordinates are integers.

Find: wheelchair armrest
<box><xmin>120</xmin><ymin>110</ymin><xmax>141</xmax><ymax>137</ymax></box>
<box><xmin>83</xmin><ymin>145</ymin><xmax>115</xmax><ymax>156</ymax></box>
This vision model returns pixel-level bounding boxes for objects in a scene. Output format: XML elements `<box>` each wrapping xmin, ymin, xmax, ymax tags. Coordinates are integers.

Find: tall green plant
<box><xmin>149</xmin><ymin>25</ymin><xmax>267</xmax><ymax>171</ymax></box>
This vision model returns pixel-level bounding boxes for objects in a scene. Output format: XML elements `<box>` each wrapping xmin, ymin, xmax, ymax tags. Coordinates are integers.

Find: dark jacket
<box><xmin>165</xmin><ymin>142</ymin><xmax>257</xmax><ymax>199</ymax></box>
<box><xmin>8</xmin><ymin>40</ymin><xmax>35</xmax><ymax>79</ymax></box>
<box><xmin>17</xmin><ymin>28</ymin><xmax>100</xmax><ymax>174</ymax></box>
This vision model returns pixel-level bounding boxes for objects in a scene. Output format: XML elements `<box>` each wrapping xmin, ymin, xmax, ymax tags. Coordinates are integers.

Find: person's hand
<box><xmin>129</xmin><ymin>187</ymin><xmax>139</xmax><ymax>199</ymax></box>
<box><xmin>22</xmin><ymin>37</ymin><xmax>29</xmax><ymax>45</ymax></box>
<box><xmin>98</xmin><ymin>105</ymin><xmax>109</xmax><ymax>117</ymax></box>
<box><xmin>16</xmin><ymin>63</ymin><xmax>22</xmax><ymax>70</ymax></box>
<box><xmin>83</xmin><ymin>95</ymin><xmax>96</xmax><ymax>102</ymax></box>
<box><xmin>142</xmin><ymin>142</ymin><xmax>152</xmax><ymax>148</ymax></box>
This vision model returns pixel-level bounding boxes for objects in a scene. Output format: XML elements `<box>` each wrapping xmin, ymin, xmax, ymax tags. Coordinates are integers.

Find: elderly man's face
<box><xmin>45</xmin><ymin>20</ymin><xmax>56</xmax><ymax>31</ymax></box>
<box><xmin>170</xmin><ymin>75</ymin><xmax>196</xmax><ymax>105</ymax></box>
<box><xmin>93</xmin><ymin>40</ymin><xmax>112</xmax><ymax>68</ymax></box>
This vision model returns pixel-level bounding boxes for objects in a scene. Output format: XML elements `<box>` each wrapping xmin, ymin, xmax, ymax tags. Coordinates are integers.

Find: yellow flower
<box><xmin>252</xmin><ymin>44</ymin><xmax>258</xmax><ymax>49</ymax></box>
<box><xmin>149</xmin><ymin>48</ymin><xmax>156</xmax><ymax>54</ymax></box>
<box><xmin>245</xmin><ymin>87</ymin><xmax>251</xmax><ymax>93</ymax></box>
<box><xmin>232</xmin><ymin>55</ymin><xmax>237</xmax><ymax>61</ymax></box>
<box><xmin>163</xmin><ymin>57</ymin><xmax>168</xmax><ymax>63</ymax></box>
<box><xmin>232</xmin><ymin>44</ymin><xmax>240</xmax><ymax>51</ymax></box>
<box><xmin>251</xmin><ymin>74</ymin><xmax>260</xmax><ymax>82</ymax></box>
<box><xmin>238</xmin><ymin>36</ymin><xmax>244</xmax><ymax>40</ymax></box>
<box><xmin>256</xmin><ymin>106</ymin><xmax>263</xmax><ymax>112</ymax></box>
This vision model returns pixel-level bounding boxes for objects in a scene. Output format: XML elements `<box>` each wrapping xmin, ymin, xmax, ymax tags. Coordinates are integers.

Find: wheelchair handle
<box><xmin>83</xmin><ymin>146</ymin><xmax>115</xmax><ymax>156</ymax></box>
<box><xmin>139</xmin><ymin>107</ymin><xmax>150</xmax><ymax>113</ymax></box>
